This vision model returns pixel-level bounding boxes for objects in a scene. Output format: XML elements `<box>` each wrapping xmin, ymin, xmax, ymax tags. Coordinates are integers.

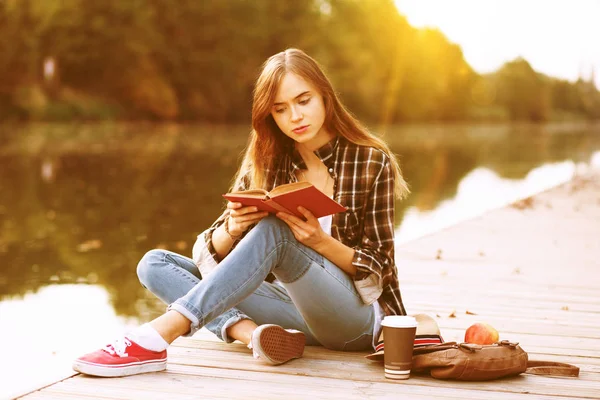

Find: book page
<box><xmin>226</xmin><ymin>189</ymin><xmax>268</xmax><ymax>198</ymax></box>
<box><xmin>221</xmin><ymin>194</ymin><xmax>280</xmax><ymax>214</ymax></box>
<box><xmin>268</xmin><ymin>181</ymin><xmax>312</xmax><ymax>198</ymax></box>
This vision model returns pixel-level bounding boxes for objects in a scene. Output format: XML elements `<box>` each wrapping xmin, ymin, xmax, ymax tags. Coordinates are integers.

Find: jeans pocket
<box><xmin>342</xmin><ymin>333</ymin><xmax>374</xmax><ymax>352</ymax></box>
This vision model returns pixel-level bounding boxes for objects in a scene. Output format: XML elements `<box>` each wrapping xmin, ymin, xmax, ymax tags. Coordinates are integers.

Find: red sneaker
<box><xmin>72</xmin><ymin>337</ymin><xmax>167</xmax><ymax>377</ymax></box>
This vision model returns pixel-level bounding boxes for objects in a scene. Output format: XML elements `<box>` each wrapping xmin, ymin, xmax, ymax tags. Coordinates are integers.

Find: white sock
<box><xmin>127</xmin><ymin>323</ymin><xmax>170</xmax><ymax>352</ymax></box>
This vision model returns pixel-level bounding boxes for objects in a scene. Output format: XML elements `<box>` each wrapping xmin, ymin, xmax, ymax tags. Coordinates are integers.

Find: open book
<box><xmin>222</xmin><ymin>181</ymin><xmax>347</xmax><ymax>219</ymax></box>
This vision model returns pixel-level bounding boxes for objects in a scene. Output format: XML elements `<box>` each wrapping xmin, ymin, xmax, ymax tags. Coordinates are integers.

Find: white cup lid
<box><xmin>382</xmin><ymin>315</ymin><xmax>417</xmax><ymax>328</ymax></box>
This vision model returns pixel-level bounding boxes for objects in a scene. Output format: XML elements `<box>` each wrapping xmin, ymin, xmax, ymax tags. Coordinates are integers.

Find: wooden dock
<box><xmin>19</xmin><ymin>171</ymin><xmax>600</xmax><ymax>399</ymax></box>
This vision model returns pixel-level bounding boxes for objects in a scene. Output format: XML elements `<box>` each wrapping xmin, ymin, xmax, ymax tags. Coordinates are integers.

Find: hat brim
<box><xmin>365</xmin><ymin>335</ymin><xmax>444</xmax><ymax>361</ymax></box>
<box><xmin>366</xmin><ymin>313</ymin><xmax>444</xmax><ymax>361</ymax></box>
<box><xmin>365</xmin><ymin>350</ymin><xmax>384</xmax><ymax>361</ymax></box>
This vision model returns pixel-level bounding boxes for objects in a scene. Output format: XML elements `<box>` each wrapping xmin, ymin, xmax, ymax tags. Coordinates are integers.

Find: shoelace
<box><xmin>103</xmin><ymin>337</ymin><xmax>132</xmax><ymax>358</ymax></box>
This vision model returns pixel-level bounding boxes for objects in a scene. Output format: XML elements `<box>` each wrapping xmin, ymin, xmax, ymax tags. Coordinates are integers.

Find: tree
<box><xmin>494</xmin><ymin>58</ymin><xmax>550</xmax><ymax>121</ymax></box>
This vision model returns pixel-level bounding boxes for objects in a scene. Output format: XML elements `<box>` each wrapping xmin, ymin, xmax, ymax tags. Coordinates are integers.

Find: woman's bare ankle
<box><xmin>149</xmin><ymin>310</ymin><xmax>192</xmax><ymax>344</ymax></box>
<box><xmin>226</xmin><ymin>319</ymin><xmax>258</xmax><ymax>345</ymax></box>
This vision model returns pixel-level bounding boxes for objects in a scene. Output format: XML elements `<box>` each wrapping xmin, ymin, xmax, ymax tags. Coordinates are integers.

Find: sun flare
<box><xmin>395</xmin><ymin>0</ymin><xmax>600</xmax><ymax>88</ymax></box>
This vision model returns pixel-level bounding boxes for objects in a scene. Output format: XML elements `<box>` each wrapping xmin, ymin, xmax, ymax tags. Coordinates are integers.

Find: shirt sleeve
<box><xmin>351</xmin><ymin>154</ymin><xmax>396</xmax><ymax>286</ymax></box>
<box><xmin>202</xmin><ymin>172</ymin><xmax>251</xmax><ymax>264</ymax></box>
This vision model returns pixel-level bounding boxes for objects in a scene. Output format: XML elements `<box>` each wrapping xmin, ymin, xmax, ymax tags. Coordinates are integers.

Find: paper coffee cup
<box><xmin>382</xmin><ymin>316</ymin><xmax>417</xmax><ymax>380</ymax></box>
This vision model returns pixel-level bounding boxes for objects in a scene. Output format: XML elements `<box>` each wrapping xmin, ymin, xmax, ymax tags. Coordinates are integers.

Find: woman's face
<box><xmin>270</xmin><ymin>73</ymin><xmax>333</xmax><ymax>150</ymax></box>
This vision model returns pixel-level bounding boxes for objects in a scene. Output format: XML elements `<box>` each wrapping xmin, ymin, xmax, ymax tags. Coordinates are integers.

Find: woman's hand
<box><xmin>276</xmin><ymin>206</ymin><xmax>329</xmax><ymax>250</ymax></box>
<box><xmin>227</xmin><ymin>202</ymin><xmax>269</xmax><ymax>237</ymax></box>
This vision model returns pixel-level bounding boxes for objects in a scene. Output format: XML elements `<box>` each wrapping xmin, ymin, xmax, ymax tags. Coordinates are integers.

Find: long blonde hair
<box><xmin>233</xmin><ymin>48</ymin><xmax>409</xmax><ymax>199</ymax></box>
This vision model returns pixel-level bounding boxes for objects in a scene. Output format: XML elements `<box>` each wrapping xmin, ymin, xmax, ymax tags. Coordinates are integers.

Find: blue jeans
<box><xmin>137</xmin><ymin>216</ymin><xmax>374</xmax><ymax>351</ymax></box>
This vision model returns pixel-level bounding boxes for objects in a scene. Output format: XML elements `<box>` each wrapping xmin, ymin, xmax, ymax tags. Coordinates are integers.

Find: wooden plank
<box><xmin>404</xmin><ymin>282</ymin><xmax>600</xmax><ymax>302</ymax></box>
<box><xmin>434</xmin><ymin>329</ymin><xmax>600</xmax><ymax>356</ymax></box>
<box><xmin>22</xmin><ymin>365</ymin><xmax>597</xmax><ymax>400</ymax></box>
<box><xmin>22</xmin><ymin>392</ymin><xmax>103</xmax><ymax>400</ymax></box>
<box><xmin>179</xmin><ymin>326</ymin><xmax>600</xmax><ymax>356</ymax></box>
<box><xmin>172</xmin><ymin>338</ymin><xmax>600</xmax><ymax>372</ymax></box>
<box><xmin>403</xmin><ymin>316</ymin><xmax>600</xmax><ymax>340</ymax></box>
<box><xmin>403</xmin><ymin>279</ymin><xmax>599</xmax><ymax>296</ymax></box>
<box><xmin>170</xmin><ymin>342</ymin><xmax>600</xmax><ymax>380</ymax></box>
<box><xmin>162</xmin><ymin>346</ymin><xmax>600</xmax><ymax>397</ymax></box>
<box><xmin>20</xmin><ymin>394</ymin><xmax>78</xmax><ymax>400</ymax></box>
<box><xmin>402</xmin><ymin>278</ymin><xmax>600</xmax><ymax>294</ymax></box>
<box><xmin>401</xmin><ymin>281</ymin><xmax>600</xmax><ymax>304</ymax></box>
<box><xmin>172</xmin><ymin>337</ymin><xmax>600</xmax><ymax>367</ymax></box>
<box><xmin>406</xmin><ymin>298</ymin><xmax>600</xmax><ymax>315</ymax></box>
<box><xmin>406</xmin><ymin>302</ymin><xmax>600</xmax><ymax>324</ymax></box>
<box><xmin>11</xmin><ymin>371</ymin><xmax>78</xmax><ymax>400</ymax></box>
<box><xmin>402</xmin><ymin>280</ymin><xmax>600</xmax><ymax>301</ymax></box>
<box><xmin>171</xmin><ymin>364</ymin><xmax>600</xmax><ymax>400</ymax></box>
<box><xmin>176</xmin><ymin>336</ymin><xmax>600</xmax><ymax>364</ymax></box>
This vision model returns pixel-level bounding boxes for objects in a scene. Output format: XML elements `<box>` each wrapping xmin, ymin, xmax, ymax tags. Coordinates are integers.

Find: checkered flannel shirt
<box><xmin>202</xmin><ymin>136</ymin><xmax>406</xmax><ymax>316</ymax></box>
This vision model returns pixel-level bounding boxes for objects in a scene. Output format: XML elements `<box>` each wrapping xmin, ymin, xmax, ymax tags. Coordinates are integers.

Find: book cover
<box><xmin>223</xmin><ymin>182</ymin><xmax>347</xmax><ymax>219</ymax></box>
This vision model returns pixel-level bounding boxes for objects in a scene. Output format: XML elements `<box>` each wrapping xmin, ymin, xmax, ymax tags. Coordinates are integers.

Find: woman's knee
<box><xmin>255</xmin><ymin>215</ymin><xmax>294</xmax><ymax>238</ymax></box>
<box><xmin>257</xmin><ymin>214</ymin><xmax>285</xmax><ymax>228</ymax></box>
<box><xmin>136</xmin><ymin>249</ymin><xmax>167</xmax><ymax>287</ymax></box>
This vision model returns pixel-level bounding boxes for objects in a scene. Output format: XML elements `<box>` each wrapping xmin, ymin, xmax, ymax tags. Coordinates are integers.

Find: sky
<box><xmin>394</xmin><ymin>0</ymin><xmax>600</xmax><ymax>89</ymax></box>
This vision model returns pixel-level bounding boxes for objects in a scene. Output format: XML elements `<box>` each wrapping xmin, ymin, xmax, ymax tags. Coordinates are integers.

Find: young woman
<box><xmin>73</xmin><ymin>48</ymin><xmax>409</xmax><ymax>377</ymax></box>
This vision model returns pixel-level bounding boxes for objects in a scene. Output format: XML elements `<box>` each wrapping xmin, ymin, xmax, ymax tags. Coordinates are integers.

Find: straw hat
<box><xmin>365</xmin><ymin>314</ymin><xmax>444</xmax><ymax>361</ymax></box>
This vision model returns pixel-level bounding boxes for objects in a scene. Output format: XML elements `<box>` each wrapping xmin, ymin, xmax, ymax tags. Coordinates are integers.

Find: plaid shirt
<box><xmin>203</xmin><ymin>136</ymin><xmax>406</xmax><ymax>316</ymax></box>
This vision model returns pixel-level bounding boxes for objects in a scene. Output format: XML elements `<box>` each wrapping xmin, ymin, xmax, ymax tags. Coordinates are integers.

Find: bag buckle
<box><xmin>498</xmin><ymin>340</ymin><xmax>519</xmax><ymax>348</ymax></box>
<box><xmin>459</xmin><ymin>343</ymin><xmax>482</xmax><ymax>352</ymax></box>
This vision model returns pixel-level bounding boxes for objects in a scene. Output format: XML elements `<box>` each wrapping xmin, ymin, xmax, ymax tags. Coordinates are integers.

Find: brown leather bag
<box><xmin>412</xmin><ymin>340</ymin><xmax>580</xmax><ymax>381</ymax></box>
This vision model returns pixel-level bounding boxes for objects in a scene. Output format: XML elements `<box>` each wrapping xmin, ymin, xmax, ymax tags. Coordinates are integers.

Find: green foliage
<box><xmin>0</xmin><ymin>0</ymin><xmax>597</xmax><ymax>122</ymax></box>
<box><xmin>494</xmin><ymin>58</ymin><xmax>549</xmax><ymax>121</ymax></box>
<box><xmin>549</xmin><ymin>78</ymin><xmax>600</xmax><ymax>119</ymax></box>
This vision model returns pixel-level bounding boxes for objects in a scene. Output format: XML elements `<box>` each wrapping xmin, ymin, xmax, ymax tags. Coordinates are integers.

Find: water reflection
<box><xmin>397</xmin><ymin>161</ymin><xmax>581</xmax><ymax>243</ymax></box>
<box><xmin>1</xmin><ymin>122</ymin><xmax>599</xmax><ymax>318</ymax></box>
<box><xmin>0</xmin><ymin>284</ymin><xmax>139</xmax><ymax>398</ymax></box>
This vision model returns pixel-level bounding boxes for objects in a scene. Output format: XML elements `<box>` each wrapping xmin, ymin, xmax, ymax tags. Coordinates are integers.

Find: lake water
<box><xmin>1</xmin><ymin>121</ymin><xmax>599</xmax><ymax>397</ymax></box>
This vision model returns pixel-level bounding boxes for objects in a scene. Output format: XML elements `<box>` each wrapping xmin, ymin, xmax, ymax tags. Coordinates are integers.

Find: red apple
<box><xmin>464</xmin><ymin>322</ymin><xmax>499</xmax><ymax>345</ymax></box>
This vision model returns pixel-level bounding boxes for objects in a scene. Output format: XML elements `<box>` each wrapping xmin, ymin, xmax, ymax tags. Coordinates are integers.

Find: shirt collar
<box><xmin>290</xmin><ymin>136</ymin><xmax>339</xmax><ymax>172</ymax></box>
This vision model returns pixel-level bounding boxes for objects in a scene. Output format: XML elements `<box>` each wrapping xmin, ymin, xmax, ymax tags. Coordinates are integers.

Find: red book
<box><xmin>223</xmin><ymin>182</ymin><xmax>347</xmax><ymax>219</ymax></box>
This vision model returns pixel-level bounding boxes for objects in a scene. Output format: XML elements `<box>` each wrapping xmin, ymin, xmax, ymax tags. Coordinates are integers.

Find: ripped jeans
<box><xmin>136</xmin><ymin>216</ymin><xmax>374</xmax><ymax>351</ymax></box>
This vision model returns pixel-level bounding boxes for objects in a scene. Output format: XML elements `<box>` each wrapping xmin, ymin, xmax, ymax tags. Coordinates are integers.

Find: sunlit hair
<box><xmin>232</xmin><ymin>48</ymin><xmax>409</xmax><ymax>199</ymax></box>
